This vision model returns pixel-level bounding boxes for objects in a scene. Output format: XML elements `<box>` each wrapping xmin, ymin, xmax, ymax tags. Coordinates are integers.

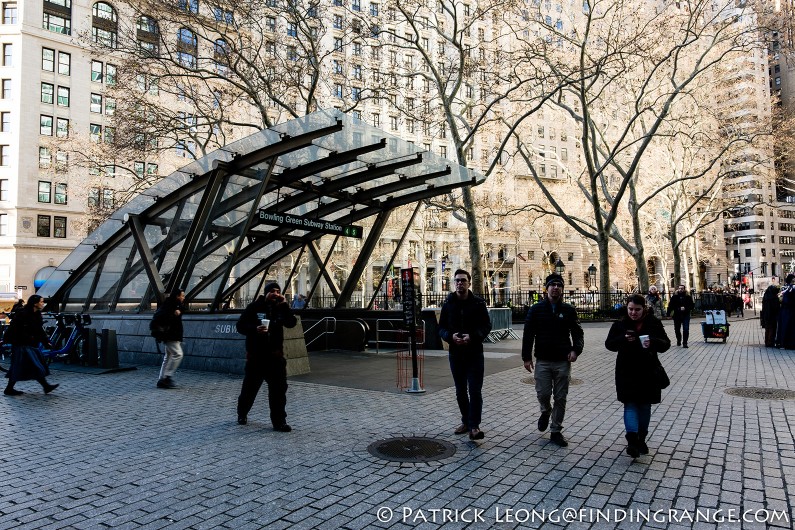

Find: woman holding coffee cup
<box><xmin>605</xmin><ymin>294</ymin><xmax>671</xmax><ymax>458</ymax></box>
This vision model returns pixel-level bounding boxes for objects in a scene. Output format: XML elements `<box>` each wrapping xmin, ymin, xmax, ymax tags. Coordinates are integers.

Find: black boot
<box><xmin>4</xmin><ymin>382</ymin><xmax>23</xmax><ymax>396</ymax></box>
<box><xmin>625</xmin><ymin>432</ymin><xmax>640</xmax><ymax>458</ymax></box>
<box><xmin>638</xmin><ymin>431</ymin><xmax>649</xmax><ymax>455</ymax></box>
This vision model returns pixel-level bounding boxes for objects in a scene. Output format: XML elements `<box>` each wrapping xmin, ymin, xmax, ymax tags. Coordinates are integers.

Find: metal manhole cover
<box><xmin>724</xmin><ymin>387</ymin><xmax>795</xmax><ymax>400</ymax></box>
<box><xmin>367</xmin><ymin>437</ymin><xmax>456</xmax><ymax>462</ymax></box>
<box><xmin>521</xmin><ymin>377</ymin><xmax>584</xmax><ymax>386</ymax></box>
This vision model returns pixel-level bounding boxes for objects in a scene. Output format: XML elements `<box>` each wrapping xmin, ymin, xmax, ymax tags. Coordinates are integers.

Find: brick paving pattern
<box><xmin>1</xmin><ymin>317</ymin><xmax>793</xmax><ymax>529</ymax></box>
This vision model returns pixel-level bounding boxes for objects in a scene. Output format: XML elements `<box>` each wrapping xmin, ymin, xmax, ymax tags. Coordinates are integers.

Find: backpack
<box><xmin>149</xmin><ymin>308</ymin><xmax>170</xmax><ymax>341</ymax></box>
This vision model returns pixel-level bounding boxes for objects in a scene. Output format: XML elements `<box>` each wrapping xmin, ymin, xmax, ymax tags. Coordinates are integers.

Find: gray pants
<box><xmin>534</xmin><ymin>360</ymin><xmax>571</xmax><ymax>433</ymax></box>
<box><xmin>158</xmin><ymin>341</ymin><xmax>184</xmax><ymax>379</ymax></box>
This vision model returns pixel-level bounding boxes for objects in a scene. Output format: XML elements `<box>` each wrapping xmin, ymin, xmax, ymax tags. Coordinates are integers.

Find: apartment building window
<box><xmin>370</xmin><ymin>2</ymin><xmax>378</xmax><ymax>16</ymax></box>
<box><xmin>287</xmin><ymin>22</ymin><xmax>297</xmax><ymax>37</ymax></box>
<box><xmin>40</xmin><ymin>115</ymin><xmax>53</xmax><ymax>136</ymax></box>
<box><xmin>90</xmin><ymin>93</ymin><xmax>102</xmax><ymax>113</ymax></box>
<box><xmin>42</xmin><ymin>48</ymin><xmax>55</xmax><ymax>71</ymax></box>
<box><xmin>88</xmin><ymin>188</ymin><xmax>99</xmax><ymax>208</ymax></box>
<box><xmin>0</xmin><ymin>213</ymin><xmax>6</xmax><ymax>236</ymax></box>
<box><xmin>1</xmin><ymin>79</ymin><xmax>9</xmax><ymax>99</ymax></box>
<box><xmin>352</xmin><ymin>110</ymin><xmax>361</xmax><ymax>120</ymax></box>
<box><xmin>43</xmin><ymin>0</ymin><xmax>71</xmax><ymax>34</ymax></box>
<box><xmin>352</xmin><ymin>0</ymin><xmax>360</xmax><ymax>11</ymax></box>
<box><xmin>333</xmin><ymin>0</ymin><xmax>342</xmax><ymax>5</ymax></box>
<box><xmin>92</xmin><ymin>2</ymin><xmax>118</xmax><ymax>47</ymax></box>
<box><xmin>54</xmin><ymin>183</ymin><xmax>67</xmax><ymax>204</ymax></box>
<box><xmin>134</xmin><ymin>161</ymin><xmax>145</xmax><ymax>178</ymax></box>
<box><xmin>334</xmin><ymin>83</ymin><xmax>343</xmax><ymax>98</ymax></box>
<box><xmin>39</xmin><ymin>147</ymin><xmax>51</xmax><ymax>168</ymax></box>
<box><xmin>424</xmin><ymin>143</ymin><xmax>431</xmax><ymax>152</ymax></box>
<box><xmin>266</xmin><ymin>16</ymin><xmax>276</xmax><ymax>31</ymax></box>
<box><xmin>58</xmin><ymin>51</ymin><xmax>70</xmax><ymax>75</ymax></box>
<box><xmin>55</xmin><ymin>117</ymin><xmax>68</xmax><ymax>138</ymax></box>
<box><xmin>389</xmin><ymin>116</ymin><xmax>398</xmax><ymax>131</ymax></box>
<box><xmin>372</xmin><ymin>113</ymin><xmax>379</xmax><ymax>127</ymax></box>
<box><xmin>137</xmin><ymin>16</ymin><xmax>160</xmax><ymax>55</ymax></box>
<box><xmin>353</xmin><ymin>41</ymin><xmax>362</xmax><ymax>55</ymax></box>
<box><xmin>0</xmin><ymin>112</ymin><xmax>8</xmax><ymax>133</ymax></box>
<box><xmin>177</xmin><ymin>28</ymin><xmax>197</xmax><ymax>68</ymax></box>
<box><xmin>406</xmin><ymin>119</ymin><xmax>414</xmax><ymax>133</ymax></box>
<box><xmin>56</xmin><ymin>86</ymin><xmax>69</xmax><ymax>106</ymax></box>
<box><xmin>53</xmin><ymin>216</ymin><xmax>66</xmax><ymax>238</ymax></box>
<box><xmin>0</xmin><ymin>145</ymin><xmax>7</xmax><ymax>166</ymax></box>
<box><xmin>287</xmin><ymin>46</ymin><xmax>297</xmax><ymax>61</ymax></box>
<box><xmin>41</xmin><ymin>83</ymin><xmax>54</xmax><ymax>104</ymax></box>
<box><xmin>2</xmin><ymin>3</ymin><xmax>17</xmax><ymax>24</ymax></box>
<box><xmin>104</xmin><ymin>126</ymin><xmax>115</xmax><ymax>143</ymax></box>
<box><xmin>351</xmin><ymin>86</ymin><xmax>361</xmax><ymax>101</ymax></box>
<box><xmin>38</xmin><ymin>181</ymin><xmax>52</xmax><ymax>203</ymax></box>
<box><xmin>2</xmin><ymin>43</ymin><xmax>12</xmax><ymax>66</ymax></box>
<box><xmin>213</xmin><ymin>6</ymin><xmax>233</xmax><ymax>23</ymax></box>
<box><xmin>177</xmin><ymin>0</ymin><xmax>198</xmax><ymax>13</ymax></box>
<box><xmin>353</xmin><ymin>64</ymin><xmax>362</xmax><ymax>80</ymax></box>
<box><xmin>147</xmin><ymin>163</ymin><xmax>157</xmax><ymax>176</ymax></box>
<box><xmin>89</xmin><ymin>123</ymin><xmax>101</xmax><ymax>142</ymax></box>
<box><xmin>102</xmin><ymin>189</ymin><xmax>114</xmax><ymax>208</ymax></box>
<box><xmin>439</xmin><ymin>145</ymin><xmax>447</xmax><ymax>158</ymax></box>
<box><xmin>0</xmin><ymin>179</ymin><xmax>7</xmax><ymax>200</ymax></box>
<box><xmin>561</xmin><ymin>147</ymin><xmax>568</xmax><ymax>161</ymax></box>
<box><xmin>91</xmin><ymin>60</ymin><xmax>103</xmax><ymax>82</ymax></box>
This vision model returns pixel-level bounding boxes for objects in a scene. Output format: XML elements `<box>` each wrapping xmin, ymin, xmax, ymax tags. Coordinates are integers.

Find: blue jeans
<box><xmin>449</xmin><ymin>351</ymin><xmax>484</xmax><ymax>430</ymax></box>
<box><xmin>623</xmin><ymin>402</ymin><xmax>651</xmax><ymax>433</ymax></box>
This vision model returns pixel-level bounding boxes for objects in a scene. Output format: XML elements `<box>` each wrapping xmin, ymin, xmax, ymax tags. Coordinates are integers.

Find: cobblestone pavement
<box><xmin>1</xmin><ymin>317</ymin><xmax>793</xmax><ymax>529</ymax></box>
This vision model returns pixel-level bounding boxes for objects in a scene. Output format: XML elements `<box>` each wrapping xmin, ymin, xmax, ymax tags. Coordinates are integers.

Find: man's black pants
<box><xmin>237</xmin><ymin>353</ymin><xmax>288</xmax><ymax>426</ymax></box>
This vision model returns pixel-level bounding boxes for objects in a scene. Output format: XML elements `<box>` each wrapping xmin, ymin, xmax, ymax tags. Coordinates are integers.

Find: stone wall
<box><xmin>79</xmin><ymin>314</ymin><xmax>310</xmax><ymax>376</ymax></box>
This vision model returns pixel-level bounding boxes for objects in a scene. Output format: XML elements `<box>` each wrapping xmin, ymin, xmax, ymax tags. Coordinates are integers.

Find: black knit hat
<box><xmin>786</xmin><ymin>274</ymin><xmax>795</xmax><ymax>284</ymax></box>
<box><xmin>545</xmin><ymin>273</ymin><xmax>564</xmax><ymax>287</ymax></box>
<box><xmin>263</xmin><ymin>282</ymin><xmax>281</xmax><ymax>296</ymax></box>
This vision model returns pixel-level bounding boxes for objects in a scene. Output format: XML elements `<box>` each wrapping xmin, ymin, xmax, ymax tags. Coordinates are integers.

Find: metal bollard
<box><xmin>100</xmin><ymin>329</ymin><xmax>119</xmax><ymax>369</ymax></box>
<box><xmin>84</xmin><ymin>328</ymin><xmax>98</xmax><ymax>366</ymax></box>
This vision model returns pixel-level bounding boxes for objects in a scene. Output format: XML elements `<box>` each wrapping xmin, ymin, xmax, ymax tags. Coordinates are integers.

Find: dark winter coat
<box><xmin>522</xmin><ymin>298</ymin><xmax>584</xmax><ymax>362</ymax></box>
<box><xmin>761</xmin><ymin>285</ymin><xmax>781</xmax><ymax>328</ymax></box>
<box><xmin>667</xmin><ymin>292</ymin><xmax>695</xmax><ymax>319</ymax></box>
<box><xmin>152</xmin><ymin>297</ymin><xmax>184</xmax><ymax>342</ymax></box>
<box><xmin>237</xmin><ymin>296</ymin><xmax>297</xmax><ymax>356</ymax></box>
<box><xmin>5</xmin><ymin>307</ymin><xmax>49</xmax><ymax>347</ymax></box>
<box><xmin>605</xmin><ymin>314</ymin><xmax>671</xmax><ymax>404</ymax></box>
<box><xmin>438</xmin><ymin>291</ymin><xmax>491</xmax><ymax>355</ymax></box>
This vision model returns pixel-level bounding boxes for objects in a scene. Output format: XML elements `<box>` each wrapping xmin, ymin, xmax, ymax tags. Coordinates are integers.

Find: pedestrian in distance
<box><xmin>605</xmin><ymin>294</ymin><xmax>671</xmax><ymax>458</ymax></box>
<box><xmin>236</xmin><ymin>282</ymin><xmax>297</xmax><ymax>432</ymax></box>
<box><xmin>776</xmin><ymin>274</ymin><xmax>795</xmax><ymax>350</ymax></box>
<box><xmin>438</xmin><ymin>269</ymin><xmax>492</xmax><ymax>441</ymax></box>
<box><xmin>666</xmin><ymin>284</ymin><xmax>694</xmax><ymax>348</ymax></box>
<box><xmin>4</xmin><ymin>295</ymin><xmax>59</xmax><ymax>396</ymax></box>
<box><xmin>521</xmin><ymin>273</ymin><xmax>584</xmax><ymax>447</ymax></box>
<box><xmin>760</xmin><ymin>280</ymin><xmax>781</xmax><ymax>348</ymax></box>
<box><xmin>645</xmin><ymin>286</ymin><xmax>663</xmax><ymax>319</ymax></box>
<box><xmin>152</xmin><ymin>289</ymin><xmax>186</xmax><ymax>389</ymax></box>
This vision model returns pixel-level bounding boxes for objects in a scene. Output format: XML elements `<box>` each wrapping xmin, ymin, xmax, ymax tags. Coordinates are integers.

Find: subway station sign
<box><xmin>257</xmin><ymin>210</ymin><xmax>363</xmax><ymax>238</ymax></box>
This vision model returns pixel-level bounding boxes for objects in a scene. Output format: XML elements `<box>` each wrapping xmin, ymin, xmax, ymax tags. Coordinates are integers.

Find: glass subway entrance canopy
<box><xmin>38</xmin><ymin>110</ymin><xmax>483</xmax><ymax>312</ymax></box>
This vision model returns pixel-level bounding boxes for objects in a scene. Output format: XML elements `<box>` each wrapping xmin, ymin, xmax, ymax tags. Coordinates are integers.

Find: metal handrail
<box><xmin>375</xmin><ymin>319</ymin><xmax>425</xmax><ymax>354</ymax></box>
<box><xmin>304</xmin><ymin>317</ymin><xmax>337</xmax><ymax>348</ymax></box>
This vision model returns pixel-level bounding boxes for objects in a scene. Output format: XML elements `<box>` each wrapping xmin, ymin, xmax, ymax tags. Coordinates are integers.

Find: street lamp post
<box><xmin>555</xmin><ymin>258</ymin><xmax>565</xmax><ymax>277</ymax></box>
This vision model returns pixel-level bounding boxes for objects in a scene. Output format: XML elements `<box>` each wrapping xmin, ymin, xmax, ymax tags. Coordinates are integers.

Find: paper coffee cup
<box><xmin>261</xmin><ymin>318</ymin><xmax>270</xmax><ymax>328</ymax></box>
<box><xmin>639</xmin><ymin>335</ymin><xmax>649</xmax><ymax>347</ymax></box>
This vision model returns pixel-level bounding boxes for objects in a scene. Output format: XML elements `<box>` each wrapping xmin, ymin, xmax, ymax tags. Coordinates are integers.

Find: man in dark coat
<box><xmin>761</xmin><ymin>282</ymin><xmax>781</xmax><ymax>347</ymax></box>
<box><xmin>236</xmin><ymin>282</ymin><xmax>297</xmax><ymax>431</ymax></box>
<box><xmin>666</xmin><ymin>284</ymin><xmax>695</xmax><ymax>348</ymax></box>
<box><xmin>438</xmin><ymin>269</ymin><xmax>492</xmax><ymax>441</ymax></box>
<box><xmin>522</xmin><ymin>273</ymin><xmax>584</xmax><ymax>447</ymax></box>
<box><xmin>152</xmin><ymin>289</ymin><xmax>185</xmax><ymax>389</ymax></box>
<box><xmin>777</xmin><ymin>274</ymin><xmax>795</xmax><ymax>350</ymax></box>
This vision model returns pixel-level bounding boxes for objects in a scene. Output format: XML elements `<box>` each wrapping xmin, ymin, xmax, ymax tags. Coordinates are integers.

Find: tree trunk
<box><xmin>462</xmin><ymin>186</ymin><xmax>484</xmax><ymax>295</ymax></box>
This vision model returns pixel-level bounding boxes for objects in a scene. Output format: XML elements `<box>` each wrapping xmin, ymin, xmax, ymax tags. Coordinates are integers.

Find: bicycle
<box><xmin>0</xmin><ymin>313</ymin><xmax>92</xmax><ymax>371</ymax></box>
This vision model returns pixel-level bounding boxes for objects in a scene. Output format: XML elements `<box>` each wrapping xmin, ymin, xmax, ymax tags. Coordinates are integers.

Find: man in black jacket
<box><xmin>666</xmin><ymin>284</ymin><xmax>695</xmax><ymax>348</ymax></box>
<box><xmin>439</xmin><ymin>269</ymin><xmax>492</xmax><ymax>440</ymax></box>
<box><xmin>153</xmin><ymin>289</ymin><xmax>185</xmax><ymax>389</ymax></box>
<box><xmin>236</xmin><ymin>282</ymin><xmax>297</xmax><ymax>431</ymax></box>
<box><xmin>522</xmin><ymin>273</ymin><xmax>584</xmax><ymax>447</ymax></box>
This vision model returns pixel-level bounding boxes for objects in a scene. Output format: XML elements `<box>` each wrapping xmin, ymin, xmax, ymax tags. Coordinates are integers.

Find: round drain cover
<box><xmin>724</xmin><ymin>387</ymin><xmax>795</xmax><ymax>400</ymax></box>
<box><xmin>367</xmin><ymin>437</ymin><xmax>456</xmax><ymax>463</ymax></box>
<box><xmin>521</xmin><ymin>377</ymin><xmax>584</xmax><ymax>386</ymax></box>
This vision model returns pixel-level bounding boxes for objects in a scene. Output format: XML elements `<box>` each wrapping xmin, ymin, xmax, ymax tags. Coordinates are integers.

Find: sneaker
<box><xmin>550</xmin><ymin>432</ymin><xmax>569</xmax><ymax>447</ymax></box>
<box><xmin>537</xmin><ymin>412</ymin><xmax>551</xmax><ymax>432</ymax></box>
<box><xmin>273</xmin><ymin>423</ymin><xmax>292</xmax><ymax>432</ymax></box>
<box><xmin>4</xmin><ymin>388</ymin><xmax>23</xmax><ymax>396</ymax></box>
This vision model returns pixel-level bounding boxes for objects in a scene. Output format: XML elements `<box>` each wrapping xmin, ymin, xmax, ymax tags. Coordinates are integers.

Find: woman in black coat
<box><xmin>605</xmin><ymin>294</ymin><xmax>671</xmax><ymax>458</ymax></box>
<box><xmin>4</xmin><ymin>295</ymin><xmax>58</xmax><ymax>396</ymax></box>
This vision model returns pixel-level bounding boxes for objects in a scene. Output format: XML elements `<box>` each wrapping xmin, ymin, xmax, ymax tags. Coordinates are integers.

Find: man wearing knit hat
<box><xmin>236</xmin><ymin>282</ymin><xmax>297</xmax><ymax>431</ymax></box>
<box><xmin>521</xmin><ymin>272</ymin><xmax>584</xmax><ymax>447</ymax></box>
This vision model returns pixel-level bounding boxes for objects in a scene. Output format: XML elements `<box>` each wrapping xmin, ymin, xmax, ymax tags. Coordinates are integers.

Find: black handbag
<box><xmin>653</xmin><ymin>362</ymin><xmax>670</xmax><ymax>389</ymax></box>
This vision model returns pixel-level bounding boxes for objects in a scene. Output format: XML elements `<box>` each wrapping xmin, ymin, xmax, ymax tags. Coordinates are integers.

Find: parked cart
<box><xmin>701</xmin><ymin>310</ymin><xmax>729</xmax><ymax>343</ymax></box>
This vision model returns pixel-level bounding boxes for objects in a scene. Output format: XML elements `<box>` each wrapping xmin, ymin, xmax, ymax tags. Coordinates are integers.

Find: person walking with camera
<box><xmin>236</xmin><ymin>282</ymin><xmax>297</xmax><ymax>431</ymax></box>
<box><xmin>152</xmin><ymin>289</ymin><xmax>185</xmax><ymax>389</ymax></box>
<box><xmin>439</xmin><ymin>269</ymin><xmax>492</xmax><ymax>441</ymax></box>
<box><xmin>522</xmin><ymin>273</ymin><xmax>584</xmax><ymax>447</ymax></box>
<box><xmin>605</xmin><ymin>294</ymin><xmax>671</xmax><ymax>458</ymax></box>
